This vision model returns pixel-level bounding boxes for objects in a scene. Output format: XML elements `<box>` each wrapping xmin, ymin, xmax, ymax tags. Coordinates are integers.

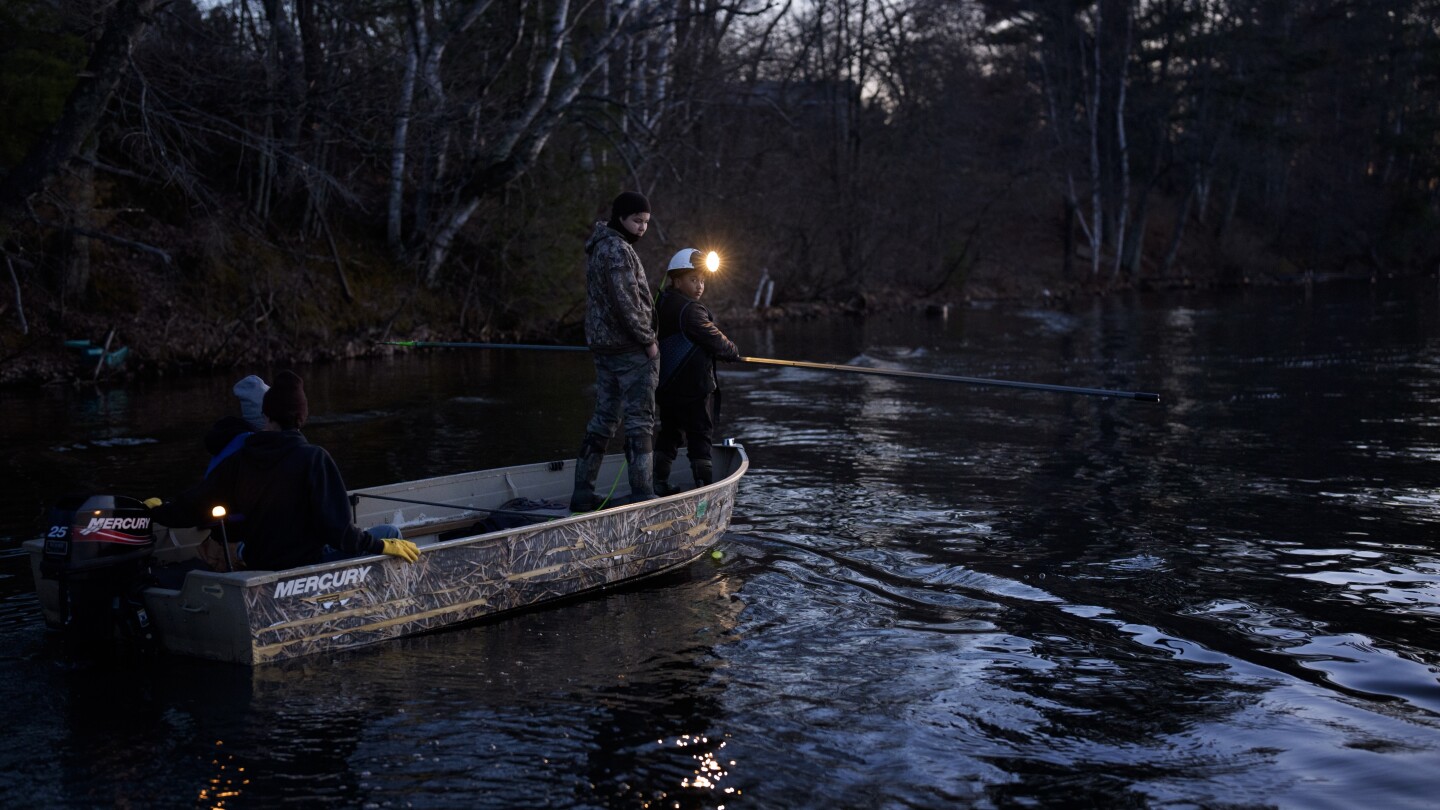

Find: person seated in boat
<box><xmin>202</xmin><ymin>374</ymin><xmax>269</xmax><ymax>478</ymax></box>
<box><xmin>147</xmin><ymin>371</ymin><xmax>420</xmax><ymax>571</ymax></box>
<box><xmin>653</xmin><ymin>248</ymin><xmax>739</xmax><ymax>494</ymax></box>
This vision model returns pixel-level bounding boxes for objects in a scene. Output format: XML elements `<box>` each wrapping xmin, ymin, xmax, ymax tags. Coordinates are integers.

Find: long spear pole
<box><xmin>736</xmin><ymin>355</ymin><xmax>1159</xmax><ymax>402</ymax></box>
<box><xmin>384</xmin><ymin>341</ymin><xmax>588</xmax><ymax>352</ymax></box>
<box><xmin>379</xmin><ymin>341</ymin><xmax>1160</xmax><ymax>403</ymax></box>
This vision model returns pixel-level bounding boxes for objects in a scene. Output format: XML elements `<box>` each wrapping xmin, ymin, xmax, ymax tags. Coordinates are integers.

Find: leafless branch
<box><xmin>36</xmin><ymin>219</ymin><xmax>173</xmax><ymax>265</ymax></box>
<box><xmin>5</xmin><ymin>253</ymin><xmax>28</xmax><ymax>335</ymax></box>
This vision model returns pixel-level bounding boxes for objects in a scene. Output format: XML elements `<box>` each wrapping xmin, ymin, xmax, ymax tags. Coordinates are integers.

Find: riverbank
<box><xmin>3</xmin><ymin>259</ymin><xmax>1422</xmax><ymax>389</ymax></box>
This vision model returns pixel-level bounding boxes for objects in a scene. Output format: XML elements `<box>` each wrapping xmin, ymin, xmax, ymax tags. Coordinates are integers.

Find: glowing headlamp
<box><xmin>667</xmin><ymin>248</ymin><xmax>721</xmax><ymax>275</ymax></box>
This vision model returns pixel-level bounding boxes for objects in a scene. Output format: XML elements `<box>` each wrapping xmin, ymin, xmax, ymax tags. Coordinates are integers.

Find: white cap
<box><xmin>233</xmin><ymin>375</ymin><xmax>270</xmax><ymax>430</ymax></box>
<box><xmin>667</xmin><ymin>248</ymin><xmax>701</xmax><ymax>273</ymax></box>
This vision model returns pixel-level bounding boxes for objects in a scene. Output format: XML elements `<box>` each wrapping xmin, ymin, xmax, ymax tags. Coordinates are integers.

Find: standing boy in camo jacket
<box><xmin>570</xmin><ymin>191</ymin><xmax>660</xmax><ymax>511</ymax></box>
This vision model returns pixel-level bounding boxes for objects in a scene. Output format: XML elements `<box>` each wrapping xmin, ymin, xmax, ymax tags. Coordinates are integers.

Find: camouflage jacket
<box><xmin>583</xmin><ymin>222</ymin><xmax>655</xmax><ymax>354</ymax></box>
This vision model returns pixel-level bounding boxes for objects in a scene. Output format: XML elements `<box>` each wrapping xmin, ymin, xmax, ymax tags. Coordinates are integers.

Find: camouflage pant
<box><xmin>585</xmin><ymin>350</ymin><xmax>658</xmax><ymax>438</ymax></box>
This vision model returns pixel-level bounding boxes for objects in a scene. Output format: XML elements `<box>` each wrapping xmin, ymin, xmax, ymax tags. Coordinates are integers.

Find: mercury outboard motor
<box><xmin>40</xmin><ymin>494</ymin><xmax>156</xmax><ymax>647</ymax></box>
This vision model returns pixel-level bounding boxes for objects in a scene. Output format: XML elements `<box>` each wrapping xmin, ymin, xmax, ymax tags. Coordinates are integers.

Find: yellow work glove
<box><xmin>143</xmin><ymin>497</ymin><xmax>162</xmax><ymax>509</ymax></box>
<box><xmin>380</xmin><ymin>538</ymin><xmax>420</xmax><ymax>564</ymax></box>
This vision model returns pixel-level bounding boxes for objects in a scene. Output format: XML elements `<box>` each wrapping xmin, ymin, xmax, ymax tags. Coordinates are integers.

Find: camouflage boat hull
<box><xmin>28</xmin><ymin>443</ymin><xmax>747</xmax><ymax>665</ymax></box>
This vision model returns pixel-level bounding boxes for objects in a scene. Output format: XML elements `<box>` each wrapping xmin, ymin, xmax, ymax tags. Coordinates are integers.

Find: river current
<box><xmin>1</xmin><ymin>281</ymin><xmax>1437</xmax><ymax>808</ymax></box>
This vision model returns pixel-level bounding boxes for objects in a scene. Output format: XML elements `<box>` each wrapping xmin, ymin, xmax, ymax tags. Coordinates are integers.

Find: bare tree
<box><xmin>386</xmin><ymin>0</ymin><xmax>497</xmax><ymax>258</ymax></box>
<box><xmin>416</xmin><ymin>0</ymin><xmax>684</xmax><ymax>285</ymax></box>
<box><xmin>0</xmin><ymin>0</ymin><xmax>158</xmax><ymax>240</ymax></box>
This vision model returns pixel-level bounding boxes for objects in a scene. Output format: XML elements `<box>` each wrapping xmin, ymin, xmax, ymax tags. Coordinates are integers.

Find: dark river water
<box><xmin>2</xmin><ymin>280</ymin><xmax>1438</xmax><ymax>808</ymax></box>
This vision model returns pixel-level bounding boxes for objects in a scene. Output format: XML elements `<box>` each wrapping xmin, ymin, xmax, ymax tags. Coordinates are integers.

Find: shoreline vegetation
<box><xmin>3</xmin><ymin>1</ymin><xmax>1437</xmax><ymax>387</ymax></box>
<box><xmin>0</xmin><ymin>256</ymin><xmax>1424</xmax><ymax>389</ymax></box>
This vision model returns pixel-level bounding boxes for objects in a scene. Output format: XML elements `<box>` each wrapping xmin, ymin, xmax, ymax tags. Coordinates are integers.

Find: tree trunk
<box><xmin>260</xmin><ymin>0</ymin><xmax>307</xmax><ymax>191</ymax></box>
<box><xmin>1216</xmin><ymin>167</ymin><xmax>1243</xmax><ymax>245</ymax></box>
<box><xmin>1160</xmin><ymin>179</ymin><xmax>1195</xmax><ymax>277</ymax></box>
<box><xmin>1121</xmin><ymin>202</ymin><xmax>1147</xmax><ymax>281</ymax></box>
<box><xmin>424</xmin><ymin>197</ymin><xmax>482</xmax><ymax>287</ymax></box>
<box><xmin>387</xmin><ymin>15</ymin><xmax>424</xmax><ymax>256</ymax></box>
<box><xmin>1062</xmin><ymin>196</ymin><xmax>1076</xmax><ymax>278</ymax></box>
<box><xmin>63</xmin><ymin>141</ymin><xmax>98</xmax><ymax>301</ymax></box>
<box><xmin>1085</xmin><ymin>9</ymin><xmax>1104</xmax><ymax>276</ymax></box>
<box><xmin>1109</xmin><ymin>0</ymin><xmax>1134</xmax><ymax>281</ymax></box>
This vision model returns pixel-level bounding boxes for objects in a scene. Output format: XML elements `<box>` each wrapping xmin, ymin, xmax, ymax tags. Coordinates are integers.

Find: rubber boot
<box><xmin>690</xmin><ymin>458</ymin><xmax>713</xmax><ymax>487</ymax></box>
<box><xmin>625</xmin><ymin>433</ymin><xmax>657</xmax><ymax>503</ymax></box>
<box><xmin>569</xmin><ymin>432</ymin><xmax>609</xmax><ymax>512</ymax></box>
<box><xmin>653</xmin><ymin>452</ymin><xmax>674</xmax><ymax>496</ymax></box>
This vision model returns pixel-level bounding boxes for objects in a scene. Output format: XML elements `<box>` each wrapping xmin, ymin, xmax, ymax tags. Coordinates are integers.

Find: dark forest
<box><xmin>2</xmin><ymin>0</ymin><xmax>1438</xmax><ymax>381</ymax></box>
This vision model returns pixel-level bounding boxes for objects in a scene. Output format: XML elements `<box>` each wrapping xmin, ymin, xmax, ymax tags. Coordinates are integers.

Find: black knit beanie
<box><xmin>263</xmin><ymin>370</ymin><xmax>309</xmax><ymax>430</ymax></box>
<box><xmin>607</xmin><ymin>191</ymin><xmax>651</xmax><ymax>243</ymax></box>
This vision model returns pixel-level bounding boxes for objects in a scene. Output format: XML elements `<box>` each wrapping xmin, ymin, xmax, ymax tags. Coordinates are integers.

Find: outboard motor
<box><xmin>40</xmin><ymin>494</ymin><xmax>156</xmax><ymax>647</ymax></box>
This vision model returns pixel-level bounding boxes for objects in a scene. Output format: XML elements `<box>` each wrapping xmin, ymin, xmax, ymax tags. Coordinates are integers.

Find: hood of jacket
<box><xmin>586</xmin><ymin>221</ymin><xmax>626</xmax><ymax>256</ymax></box>
<box><xmin>239</xmin><ymin>429</ymin><xmax>308</xmax><ymax>470</ymax></box>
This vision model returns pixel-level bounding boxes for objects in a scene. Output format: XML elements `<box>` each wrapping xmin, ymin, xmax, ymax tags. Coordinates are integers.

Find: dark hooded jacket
<box><xmin>583</xmin><ymin>222</ymin><xmax>655</xmax><ymax>354</ymax></box>
<box><xmin>152</xmin><ymin>430</ymin><xmax>382</xmax><ymax>570</ymax></box>
<box><xmin>655</xmin><ymin>288</ymin><xmax>739</xmax><ymax>401</ymax></box>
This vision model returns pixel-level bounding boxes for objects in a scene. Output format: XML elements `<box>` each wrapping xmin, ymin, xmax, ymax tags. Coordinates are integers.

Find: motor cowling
<box><xmin>40</xmin><ymin>494</ymin><xmax>156</xmax><ymax>643</ymax></box>
<box><xmin>43</xmin><ymin>494</ymin><xmax>155</xmax><ymax>575</ymax></box>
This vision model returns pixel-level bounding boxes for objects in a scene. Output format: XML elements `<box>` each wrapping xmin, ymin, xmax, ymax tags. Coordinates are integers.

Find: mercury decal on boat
<box><xmin>78</xmin><ymin>516</ymin><xmax>151</xmax><ymax>534</ymax></box>
<box><xmin>73</xmin><ymin>515</ymin><xmax>153</xmax><ymax>544</ymax></box>
<box><xmin>273</xmin><ymin>566</ymin><xmax>373</xmax><ymax>598</ymax></box>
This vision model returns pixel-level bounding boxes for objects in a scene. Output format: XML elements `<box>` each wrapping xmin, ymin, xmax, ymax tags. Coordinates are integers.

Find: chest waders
<box><xmin>654</xmin><ymin>302</ymin><xmax>698</xmax><ymax>494</ymax></box>
<box><xmin>571</xmin><ymin>350</ymin><xmax>660</xmax><ymax>511</ymax></box>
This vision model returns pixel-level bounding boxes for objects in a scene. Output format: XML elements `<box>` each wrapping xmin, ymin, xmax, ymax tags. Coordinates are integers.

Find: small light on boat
<box><xmin>211</xmin><ymin>506</ymin><xmax>227</xmax><ymax>519</ymax></box>
<box><xmin>711</xmin><ymin>550</ymin><xmax>723</xmax><ymax>559</ymax></box>
<box><xmin>705</xmin><ymin>251</ymin><xmax>720</xmax><ymax>272</ymax></box>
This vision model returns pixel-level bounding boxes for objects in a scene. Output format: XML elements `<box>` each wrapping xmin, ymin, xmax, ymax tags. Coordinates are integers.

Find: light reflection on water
<box><xmin>1</xmin><ymin>281</ymin><xmax>1439</xmax><ymax>806</ymax></box>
